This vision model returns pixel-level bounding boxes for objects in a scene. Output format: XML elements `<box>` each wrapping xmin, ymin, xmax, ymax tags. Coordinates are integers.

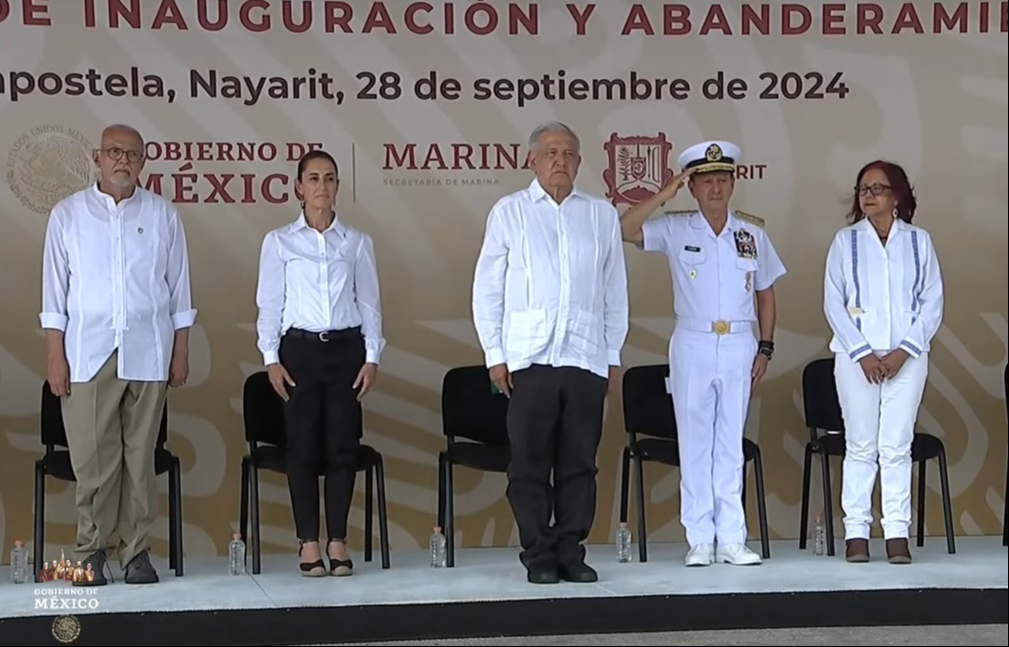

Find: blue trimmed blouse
<box><xmin>823</xmin><ymin>218</ymin><xmax>944</xmax><ymax>361</ymax></box>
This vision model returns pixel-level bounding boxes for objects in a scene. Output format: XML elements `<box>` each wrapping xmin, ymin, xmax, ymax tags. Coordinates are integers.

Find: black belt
<box><xmin>285</xmin><ymin>326</ymin><xmax>361</xmax><ymax>343</ymax></box>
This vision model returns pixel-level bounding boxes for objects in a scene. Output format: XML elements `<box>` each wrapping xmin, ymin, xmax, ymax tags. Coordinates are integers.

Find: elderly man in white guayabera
<box><xmin>619</xmin><ymin>140</ymin><xmax>787</xmax><ymax>568</ymax></box>
<box><xmin>472</xmin><ymin>121</ymin><xmax>629</xmax><ymax>585</ymax></box>
<box><xmin>39</xmin><ymin>124</ymin><xmax>197</xmax><ymax>586</ymax></box>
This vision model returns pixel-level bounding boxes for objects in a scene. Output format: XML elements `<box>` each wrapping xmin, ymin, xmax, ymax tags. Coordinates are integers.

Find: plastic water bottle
<box><xmin>430</xmin><ymin>527</ymin><xmax>447</xmax><ymax>568</ymax></box>
<box><xmin>814</xmin><ymin>514</ymin><xmax>825</xmax><ymax>556</ymax></box>
<box><xmin>615</xmin><ymin>523</ymin><xmax>632</xmax><ymax>563</ymax></box>
<box><xmin>10</xmin><ymin>540</ymin><xmax>28</xmax><ymax>584</ymax></box>
<box><xmin>228</xmin><ymin>533</ymin><xmax>246</xmax><ymax>575</ymax></box>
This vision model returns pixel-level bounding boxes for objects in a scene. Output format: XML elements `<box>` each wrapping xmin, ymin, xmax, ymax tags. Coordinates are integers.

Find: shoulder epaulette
<box><xmin>662</xmin><ymin>210</ymin><xmax>694</xmax><ymax>217</ymax></box>
<box><xmin>735</xmin><ymin>210</ymin><xmax>765</xmax><ymax>227</ymax></box>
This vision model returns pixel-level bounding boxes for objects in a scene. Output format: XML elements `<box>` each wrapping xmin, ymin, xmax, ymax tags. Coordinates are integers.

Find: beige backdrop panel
<box><xmin>0</xmin><ymin>1</ymin><xmax>1006</xmax><ymax>563</ymax></box>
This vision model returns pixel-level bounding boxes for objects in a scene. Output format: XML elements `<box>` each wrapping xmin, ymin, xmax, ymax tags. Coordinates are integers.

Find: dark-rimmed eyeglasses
<box><xmin>855</xmin><ymin>183</ymin><xmax>890</xmax><ymax>196</ymax></box>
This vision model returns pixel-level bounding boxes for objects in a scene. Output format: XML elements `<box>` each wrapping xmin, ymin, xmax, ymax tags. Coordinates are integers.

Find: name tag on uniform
<box><xmin>684</xmin><ymin>245</ymin><xmax>701</xmax><ymax>253</ymax></box>
<box><xmin>847</xmin><ymin>306</ymin><xmax>864</xmax><ymax>315</ymax></box>
<box><xmin>734</xmin><ymin>230</ymin><xmax>757</xmax><ymax>259</ymax></box>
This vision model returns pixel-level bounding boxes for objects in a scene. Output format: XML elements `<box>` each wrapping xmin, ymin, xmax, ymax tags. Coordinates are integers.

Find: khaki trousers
<box><xmin>61</xmin><ymin>351</ymin><xmax>167</xmax><ymax>570</ymax></box>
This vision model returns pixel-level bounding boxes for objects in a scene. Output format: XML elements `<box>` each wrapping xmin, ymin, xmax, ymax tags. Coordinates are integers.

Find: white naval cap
<box><xmin>677</xmin><ymin>140</ymin><xmax>741</xmax><ymax>174</ymax></box>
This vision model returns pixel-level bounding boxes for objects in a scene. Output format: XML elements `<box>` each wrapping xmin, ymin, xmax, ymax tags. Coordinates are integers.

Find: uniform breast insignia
<box><xmin>745</xmin><ymin>271</ymin><xmax>753</xmax><ymax>292</ymax></box>
<box><xmin>734</xmin><ymin>229</ymin><xmax>757</xmax><ymax>259</ymax></box>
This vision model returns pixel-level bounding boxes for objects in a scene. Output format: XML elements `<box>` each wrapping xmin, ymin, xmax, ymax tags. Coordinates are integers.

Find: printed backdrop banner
<box><xmin>0</xmin><ymin>0</ymin><xmax>1006</xmax><ymax>562</ymax></box>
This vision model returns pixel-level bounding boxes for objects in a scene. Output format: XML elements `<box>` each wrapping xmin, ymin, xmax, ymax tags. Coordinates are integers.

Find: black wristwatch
<box><xmin>758</xmin><ymin>341</ymin><xmax>774</xmax><ymax>360</ymax></box>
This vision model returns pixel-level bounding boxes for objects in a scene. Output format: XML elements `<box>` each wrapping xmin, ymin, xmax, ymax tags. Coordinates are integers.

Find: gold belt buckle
<box><xmin>712</xmin><ymin>320</ymin><xmax>730</xmax><ymax>335</ymax></box>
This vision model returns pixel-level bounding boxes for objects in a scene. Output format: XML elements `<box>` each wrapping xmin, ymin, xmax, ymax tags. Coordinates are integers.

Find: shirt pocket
<box><xmin>736</xmin><ymin>257</ymin><xmax>758</xmax><ymax>292</ymax></box>
<box><xmin>568</xmin><ymin>308</ymin><xmax>601</xmax><ymax>354</ymax></box>
<box><xmin>507</xmin><ymin>309</ymin><xmax>548</xmax><ymax>356</ymax></box>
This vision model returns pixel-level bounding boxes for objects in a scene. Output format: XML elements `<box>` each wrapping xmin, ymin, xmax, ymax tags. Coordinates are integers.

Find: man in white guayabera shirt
<box><xmin>472</xmin><ymin>121</ymin><xmax>629</xmax><ymax>585</ymax></box>
<box><xmin>40</xmin><ymin>123</ymin><xmax>197</xmax><ymax>586</ymax></box>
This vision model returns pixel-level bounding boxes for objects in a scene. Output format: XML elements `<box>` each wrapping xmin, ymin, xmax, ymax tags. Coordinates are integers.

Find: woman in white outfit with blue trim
<box><xmin>822</xmin><ymin>160</ymin><xmax>943</xmax><ymax>565</ymax></box>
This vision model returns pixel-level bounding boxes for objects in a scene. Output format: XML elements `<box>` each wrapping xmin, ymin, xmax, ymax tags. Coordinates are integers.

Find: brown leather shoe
<box><xmin>886</xmin><ymin>538</ymin><xmax>912</xmax><ymax>564</ymax></box>
<box><xmin>845</xmin><ymin>538</ymin><xmax>869</xmax><ymax>563</ymax></box>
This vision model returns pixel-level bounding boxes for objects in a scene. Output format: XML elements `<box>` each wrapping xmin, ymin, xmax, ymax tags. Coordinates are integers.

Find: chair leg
<box><xmin>916</xmin><ymin>460</ymin><xmax>927</xmax><ymax>548</ymax></box>
<box><xmin>819</xmin><ymin>450</ymin><xmax>835</xmax><ymax>556</ymax></box>
<box><xmin>752</xmin><ymin>448</ymin><xmax>771</xmax><ymax>560</ymax></box>
<box><xmin>619</xmin><ymin>446</ymin><xmax>631</xmax><ymax>524</ymax></box>
<box><xmin>240</xmin><ymin>457</ymin><xmax>250</xmax><ymax>544</ymax></box>
<box><xmin>633</xmin><ymin>453</ymin><xmax>648</xmax><ymax>563</ymax></box>
<box><xmin>250</xmin><ymin>465</ymin><xmax>262</xmax><ymax>574</ymax></box>
<box><xmin>375</xmin><ymin>456</ymin><xmax>391</xmax><ymax>569</ymax></box>
<box><xmin>937</xmin><ymin>449</ymin><xmax>956</xmax><ymax>554</ymax></box>
<box><xmin>799</xmin><ymin>444</ymin><xmax>812</xmax><ymax>549</ymax></box>
<box><xmin>364</xmin><ymin>467</ymin><xmax>374</xmax><ymax>563</ymax></box>
<box><xmin>171</xmin><ymin>458</ymin><xmax>184</xmax><ymax>576</ymax></box>
<box><xmin>33</xmin><ymin>462</ymin><xmax>45</xmax><ymax>580</ymax></box>
<box><xmin>445</xmin><ymin>462</ymin><xmax>455</xmax><ymax>568</ymax></box>
<box><xmin>1003</xmin><ymin>457</ymin><xmax>1008</xmax><ymax>547</ymax></box>
<box><xmin>437</xmin><ymin>452</ymin><xmax>446</xmax><ymax>531</ymax></box>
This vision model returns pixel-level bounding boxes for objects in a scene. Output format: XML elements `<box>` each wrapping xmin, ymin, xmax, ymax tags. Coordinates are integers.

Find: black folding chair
<box><xmin>33</xmin><ymin>381</ymin><xmax>184</xmax><ymax>578</ymax></box>
<box><xmin>1002</xmin><ymin>363</ymin><xmax>1007</xmax><ymax>547</ymax></box>
<box><xmin>798</xmin><ymin>357</ymin><xmax>955</xmax><ymax>555</ymax></box>
<box><xmin>437</xmin><ymin>366</ymin><xmax>511</xmax><ymax>567</ymax></box>
<box><xmin>618</xmin><ymin>364</ymin><xmax>771</xmax><ymax>562</ymax></box>
<box><xmin>239</xmin><ymin>371</ymin><xmax>390</xmax><ymax>574</ymax></box>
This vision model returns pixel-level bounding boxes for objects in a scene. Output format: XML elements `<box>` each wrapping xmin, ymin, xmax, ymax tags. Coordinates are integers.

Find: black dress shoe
<box><xmin>526</xmin><ymin>563</ymin><xmax>559</xmax><ymax>584</ymax></box>
<box><xmin>558</xmin><ymin>562</ymin><xmax>598</xmax><ymax>583</ymax></box>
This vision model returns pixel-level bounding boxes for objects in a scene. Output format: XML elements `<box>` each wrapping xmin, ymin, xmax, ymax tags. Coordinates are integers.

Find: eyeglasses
<box><xmin>101</xmin><ymin>147</ymin><xmax>144</xmax><ymax>163</ymax></box>
<box><xmin>855</xmin><ymin>183</ymin><xmax>890</xmax><ymax>196</ymax></box>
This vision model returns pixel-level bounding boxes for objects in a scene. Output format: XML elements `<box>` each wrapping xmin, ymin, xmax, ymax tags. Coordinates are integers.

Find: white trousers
<box><xmin>834</xmin><ymin>351</ymin><xmax>928</xmax><ymax>540</ymax></box>
<box><xmin>669</xmin><ymin>327</ymin><xmax>757</xmax><ymax>547</ymax></box>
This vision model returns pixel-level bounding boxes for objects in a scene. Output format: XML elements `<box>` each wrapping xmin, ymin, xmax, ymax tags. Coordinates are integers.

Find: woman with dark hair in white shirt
<box><xmin>255</xmin><ymin>150</ymin><xmax>385</xmax><ymax>577</ymax></box>
<box><xmin>823</xmin><ymin>160</ymin><xmax>943</xmax><ymax>565</ymax></box>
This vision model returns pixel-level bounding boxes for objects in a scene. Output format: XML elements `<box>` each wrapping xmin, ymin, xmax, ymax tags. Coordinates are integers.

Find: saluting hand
<box><xmin>267</xmin><ymin>363</ymin><xmax>296</xmax><ymax>401</ymax></box>
<box><xmin>354</xmin><ymin>363</ymin><xmax>378</xmax><ymax>401</ymax></box>
<box><xmin>659</xmin><ymin>167</ymin><xmax>696</xmax><ymax>203</ymax></box>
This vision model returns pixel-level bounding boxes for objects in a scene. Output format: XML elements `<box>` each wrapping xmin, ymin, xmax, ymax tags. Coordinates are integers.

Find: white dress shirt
<box><xmin>824</xmin><ymin>218</ymin><xmax>943</xmax><ymax>361</ymax></box>
<box><xmin>641</xmin><ymin>210</ymin><xmax>787</xmax><ymax>332</ymax></box>
<box><xmin>39</xmin><ymin>184</ymin><xmax>198</xmax><ymax>383</ymax></box>
<box><xmin>256</xmin><ymin>212</ymin><xmax>385</xmax><ymax>367</ymax></box>
<box><xmin>471</xmin><ymin>179</ymin><xmax>629</xmax><ymax>380</ymax></box>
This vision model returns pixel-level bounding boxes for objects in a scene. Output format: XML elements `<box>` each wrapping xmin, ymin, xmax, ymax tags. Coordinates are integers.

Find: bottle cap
<box><xmin>13</xmin><ymin>540</ymin><xmax>23</xmax><ymax>548</ymax></box>
<box><xmin>619</xmin><ymin>522</ymin><xmax>627</xmax><ymax>528</ymax></box>
<box><xmin>232</xmin><ymin>532</ymin><xmax>241</xmax><ymax>539</ymax></box>
<box><xmin>433</xmin><ymin>526</ymin><xmax>442</xmax><ymax>533</ymax></box>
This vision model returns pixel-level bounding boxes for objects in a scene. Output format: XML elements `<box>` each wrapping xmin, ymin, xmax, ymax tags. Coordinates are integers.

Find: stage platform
<box><xmin>0</xmin><ymin>537</ymin><xmax>1005</xmax><ymax>646</ymax></box>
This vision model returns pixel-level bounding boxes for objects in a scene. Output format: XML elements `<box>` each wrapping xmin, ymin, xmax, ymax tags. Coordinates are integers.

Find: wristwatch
<box><xmin>758</xmin><ymin>341</ymin><xmax>774</xmax><ymax>360</ymax></box>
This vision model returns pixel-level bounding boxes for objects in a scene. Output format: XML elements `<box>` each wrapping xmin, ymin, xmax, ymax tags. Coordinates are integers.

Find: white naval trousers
<box><xmin>834</xmin><ymin>351</ymin><xmax>929</xmax><ymax>541</ymax></box>
<box><xmin>668</xmin><ymin>326</ymin><xmax>757</xmax><ymax>547</ymax></box>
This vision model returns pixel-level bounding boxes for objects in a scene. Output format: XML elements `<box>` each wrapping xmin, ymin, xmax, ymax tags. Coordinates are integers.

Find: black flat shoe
<box><xmin>298</xmin><ymin>541</ymin><xmax>327</xmax><ymax>577</ymax></box>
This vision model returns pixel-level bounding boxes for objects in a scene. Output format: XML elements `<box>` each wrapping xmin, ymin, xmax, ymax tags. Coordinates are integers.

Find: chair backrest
<box><xmin>242</xmin><ymin>371</ymin><xmax>287</xmax><ymax>447</ymax></box>
<box><xmin>441</xmin><ymin>366</ymin><xmax>509</xmax><ymax>445</ymax></box>
<box><xmin>621</xmin><ymin>364</ymin><xmax>677</xmax><ymax>440</ymax></box>
<box><xmin>40</xmin><ymin>381</ymin><xmax>168</xmax><ymax>448</ymax></box>
<box><xmin>801</xmin><ymin>357</ymin><xmax>844</xmax><ymax>434</ymax></box>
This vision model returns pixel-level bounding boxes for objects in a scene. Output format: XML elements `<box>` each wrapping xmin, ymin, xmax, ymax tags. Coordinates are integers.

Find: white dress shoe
<box><xmin>715</xmin><ymin>543</ymin><xmax>762</xmax><ymax>565</ymax></box>
<box><xmin>685</xmin><ymin>544</ymin><xmax>714</xmax><ymax>566</ymax></box>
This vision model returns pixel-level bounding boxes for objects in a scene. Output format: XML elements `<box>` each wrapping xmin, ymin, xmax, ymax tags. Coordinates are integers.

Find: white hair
<box><xmin>102</xmin><ymin>123</ymin><xmax>144</xmax><ymax>147</ymax></box>
<box><xmin>528</xmin><ymin>121</ymin><xmax>579</xmax><ymax>152</ymax></box>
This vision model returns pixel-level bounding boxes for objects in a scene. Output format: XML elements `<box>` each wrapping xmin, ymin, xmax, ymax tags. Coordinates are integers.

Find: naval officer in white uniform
<box><xmin>619</xmin><ymin>140</ymin><xmax>787</xmax><ymax>566</ymax></box>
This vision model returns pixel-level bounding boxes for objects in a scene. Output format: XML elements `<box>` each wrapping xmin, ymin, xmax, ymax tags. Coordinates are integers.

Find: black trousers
<box><xmin>279</xmin><ymin>327</ymin><xmax>365</xmax><ymax>541</ymax></box>
<box><xmin>505</xmin><ymin>364</ymin><xmax>609</xmax><ymax>568</ymax></box>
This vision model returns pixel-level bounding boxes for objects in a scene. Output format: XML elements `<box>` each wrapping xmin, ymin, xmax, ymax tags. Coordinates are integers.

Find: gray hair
<box><xmin>102</xmin><ymin>123</ymin><xmax>145</xmax><ymax>147</ymax></box>
<box><xmin>528</xmin><ymin>121</ymin><xmax>579</xmax><ymax>152</ymax></box>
